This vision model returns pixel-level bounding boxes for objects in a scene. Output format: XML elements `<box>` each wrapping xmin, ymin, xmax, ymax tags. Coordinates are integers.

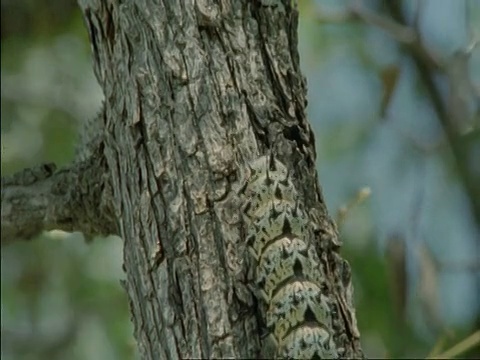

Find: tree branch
<box><xmin>316</xmin><ymin>1</ymin><xmax>442</xmax><ymax>71</ymax></box>
<box><xmin>1</xmin><ymin>157</ymin><xmax>116</xmax><ymax>244</ymax></box>
<box><xmin>318</xmin><ymin>0</ymin><xmax>480</xmax><ymax>229</ymax></box>
<box><xmin>384</xmin><ymin>1</ymin><xmax>480</xmax><ymax>230</ymax></box>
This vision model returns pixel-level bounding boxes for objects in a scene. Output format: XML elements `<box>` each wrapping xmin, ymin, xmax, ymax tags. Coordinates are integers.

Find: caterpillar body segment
<box><xmin>279</xmin><ymin>325</ymin><xmax>338</xmax><ymax>359</ymax></box>
<box><xmin>238</xmin><ymin>155</ymin><xmax>339</xmax><ymax>359</ymax></box>
<box><xmin>245</xmin><ymin>200</ymin><xmax>309</xmax><ymax>260</ymax></box>
<box><xmin>255</xmin><ymin>236</ymin><xmax>322</xmax><ymax>302</ymax></box>
<box><xmin>266</xmin><ymin>280</ymin><xmax>332</xmax><ymax>340</ymax></box>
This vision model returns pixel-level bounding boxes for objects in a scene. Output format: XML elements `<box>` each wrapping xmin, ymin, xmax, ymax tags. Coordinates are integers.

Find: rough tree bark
<box><xmin>1</xmin><ymin>0</ymin><xmax>363</xmax><ymax>358</ymax></box>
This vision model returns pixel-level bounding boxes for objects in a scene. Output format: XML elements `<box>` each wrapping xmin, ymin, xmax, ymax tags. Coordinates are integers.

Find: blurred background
<box><xmin>1</xmin><ymin>0</ymin><xmax>479</xmax><ymax>359</ymax></box>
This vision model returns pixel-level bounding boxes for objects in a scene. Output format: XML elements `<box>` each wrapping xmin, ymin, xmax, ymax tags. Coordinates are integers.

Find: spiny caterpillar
<box><xmin>238</xmin><ymin>155</ymin><xmax>339</xmax><ymax>359</ymax></box>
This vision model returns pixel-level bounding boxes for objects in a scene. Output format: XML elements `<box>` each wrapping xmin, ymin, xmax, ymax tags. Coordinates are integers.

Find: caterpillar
<box><xmin>238</xmin><ymin>154</ymin><xmax>339</xmax><ymax>359</ymax></box>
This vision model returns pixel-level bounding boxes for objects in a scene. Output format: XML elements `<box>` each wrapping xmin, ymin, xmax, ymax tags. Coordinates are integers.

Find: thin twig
<box><xmin>427</xmin><ymin>330</ymin><xmax>480</xmax><ymax>359</ymax></box>
<box><xmin>316</xmin><ymin>1</ymin><xmax>442</xmax><ymax>70</ymax></box>
<box><xmin>384</xmin><ymin>0</ymin><xmax>480</xmax><ymax>231</ymax></box>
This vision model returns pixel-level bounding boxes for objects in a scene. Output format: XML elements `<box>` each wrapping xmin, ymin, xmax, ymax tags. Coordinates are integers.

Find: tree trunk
<box><xmin>3</xmin><ymin>0</ymin><xmax>363</xmax><ymax>358</ymax></box>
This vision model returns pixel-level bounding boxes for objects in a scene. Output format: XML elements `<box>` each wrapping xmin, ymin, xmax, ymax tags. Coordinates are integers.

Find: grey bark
<box><xmin>1</xmin><ymin>0</ymin><xmax>364</xmax><ymax>358</ymax></box>
<box><xmin>1</xmin><ymin>135</ymin><xmax>114</xmax><ymax>245</ymax></box>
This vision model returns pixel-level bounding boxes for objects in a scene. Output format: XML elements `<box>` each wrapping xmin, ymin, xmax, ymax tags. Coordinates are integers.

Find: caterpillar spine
<box><xmin>238</xmin><ymin>155</ymin><xmax>338</xmax><ymax>359</ymax></box>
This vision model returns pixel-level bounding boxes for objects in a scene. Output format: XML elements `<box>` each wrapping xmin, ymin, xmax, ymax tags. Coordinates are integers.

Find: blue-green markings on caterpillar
<box><xmin>245</xmin><ymin>199</ymin><xmax>308</xmax><ymax>261</ymax></box>
<box><xmin>238</xmin><ymin>154</ymin><xmax>339</xmax><ymax>359</ymax></box>
<box><xmin>279</xmin><ymin>325</ymin><xmax>338</xmax><ymax>359</ymax></box>
<box><xmin>255</xmin><ymin>236</ymin><xmax>323</xmax><ymax>302</ymax></box>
